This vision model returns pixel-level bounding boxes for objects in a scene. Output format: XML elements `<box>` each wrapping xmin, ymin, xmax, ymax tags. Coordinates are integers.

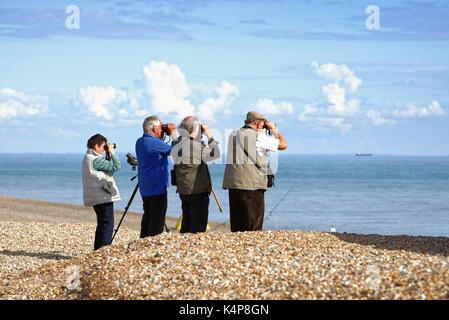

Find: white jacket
<box><xmin>82</xmin><ymin>149</ymin><xmax>121</xmax><ymax>207</ymax></box>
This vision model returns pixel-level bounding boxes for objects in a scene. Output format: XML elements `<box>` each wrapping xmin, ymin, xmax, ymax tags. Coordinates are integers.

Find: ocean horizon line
<box><xmin>1</xmin><ymin>152</ymin><xmax>449</xmax><ymax>157</ymax></box>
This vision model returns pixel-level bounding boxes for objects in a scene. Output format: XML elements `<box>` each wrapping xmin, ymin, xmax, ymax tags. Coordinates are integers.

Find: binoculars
<box><xmin>161</xmin><ymin>123</ymin><xmax>175</xmax><ymax>135</ymax></box>
<box><xmin>263</xmin><ymin>121</ymin><xmax>276</xmax><ymax>130</ymax></box>
<box><xmin>263</xmin><ymin>121</ymin><xmax>275</xmax><ymax>136</ymax></box>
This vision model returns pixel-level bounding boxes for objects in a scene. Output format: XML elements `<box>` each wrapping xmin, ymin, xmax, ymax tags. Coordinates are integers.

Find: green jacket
<box><xmin>171</xmin><ymin>136</ymin><xmax>220</xmax><ymax>195</ymax></box>
<box><xmin>82</xmin><ymin>149</ymin><xmax>121</xmax><ymax>207</ymax></box>
<box><xmin>222</xmin><ymin>126</ymin><xmax>268</xmax><ymax>191</ymax></box>
<box><xmin>93</xmin><ymin>153</ymin><xmax>121</xmax><ymax>173</ymax></box>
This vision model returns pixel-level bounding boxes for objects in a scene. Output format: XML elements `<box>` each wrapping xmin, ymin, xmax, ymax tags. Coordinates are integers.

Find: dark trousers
<box><xmin>93</xmin><ymin>202</ymin><xmax>114</xmax><ymax>250</ymax></box>
<box><xmin>140</xmin><ymin>192</ymin><xmax>167</xmax><ymax>238</ymax></box>
<box><xmin>179</xmin><ymin>192</ymin><xmax>210</xmax><ymax>234</ymax></box>
<box><xmin>229</xmin><ymin>189</ymin><xmax>265</xmax><ymax>232</ymax></box>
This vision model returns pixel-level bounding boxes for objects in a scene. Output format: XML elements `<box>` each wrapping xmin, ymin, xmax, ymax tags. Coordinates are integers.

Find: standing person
<box><xmin>82</xmin><ymin>134</ymin><xmax>121</xmax><ymax>250</ymax></box>
<box><xmin>136</xmin><ymin>115</ymin><xmax>176</xmax><ymax>238</ymax></box>
<box><xmin>171</xmin><ymin>116</ymin><xmax>220</xmax><ymax>233</ymax></box>
<box><xmin>223</xmin><ymin>111</ymin><xmax>287</xmax><ymax>232</ymax></box>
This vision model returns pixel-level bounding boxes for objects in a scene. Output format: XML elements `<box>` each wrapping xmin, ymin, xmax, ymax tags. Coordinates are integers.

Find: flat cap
<box><xmin>246</xmin><ymin>111</ymin><xmax>266</xmax><ymax>123</ymax></box>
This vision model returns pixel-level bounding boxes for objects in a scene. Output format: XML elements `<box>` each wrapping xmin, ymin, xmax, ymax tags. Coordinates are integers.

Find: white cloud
<box><xmin>365</xmin><ymin>101</ymin><xmax>444</xmax><ymax>127</ymax></box>
<box><xmin>366</xmin><ymin>110</ymin><xmax>395</xmax><ymax>126</ymax></box>
<box><xmin>143</xmin><ymin>61</ymin><xmax>195</xmax><ymax>118</ymax></box>
<box><xmin>143</xmin><ymin>61</ymin><xmax>239</xmax><ymax>122</ymax></box>
<box><xmin>392</xmin><ymin>101</ymin><xmax>446</xmax><ymax>118</ymax></box>
<box><xmin>322</xmin><ymin>83</ymin><xmax>345</xmax><ymax>109</ymax></box>
<box><xmin>321</xmin><ymin>83</ymin><xmax>360</xmax><ymax>116</ymax></box>
<box><xmin>311</xmin><ymin>61</ymin><xmax>362</xmax><ymax>92</ymax></box>
<box><xmin>316</xmin><ymin>117</ymin><xmax>352</xmax><ymax>133</ymax></box>
<box><xmin>197</xmin><ymin>81</ymin><xmax>239</xmax><ymax>122</ymax></box>
<box><xmin>252</xmin><ymin>98</ymin><xmax>294</xmax><ymax>115</ymax></box>
<box><xmin>0</xmin><ymin>88</ymin><xmax>48</xmax><ymax>120</ymax></box>
<box><xmin>74</xmin><ymin>61</ymin><xmax>239</xmax><ymax>123</ymax></box>
<box><xmin>299</xmin><ymin>62</ymin><xmax>362</xmax><ymax>132</ymax></box>
<box><xmin>76</xmin><ymin>85</ymin><xmax>151</xmax><ymax>121</ymax></box>
<box><xmin>298</xmin><ymin>104</ymin><xmax>351</xmax><ymax>132</ymax></box>
<box><xmin>298</xmin><ymin>104</ymin><xmax>321</xmax><ymax>122</ymax></box>
<box><xmin>312</xmin><ymin>62</ymin><xmax>362</xmax><ymax>117</ymax></box>
<box><xmin>76</xmin><ymin>86</ymin><xmax>128</xmax><ymax>121</ymax></box>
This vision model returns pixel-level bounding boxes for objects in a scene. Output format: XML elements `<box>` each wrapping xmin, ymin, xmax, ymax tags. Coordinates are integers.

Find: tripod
<box><xmin>111</xmin><ymin>174</ymin><xmax>169</xmax><ymax>243</ymax></box>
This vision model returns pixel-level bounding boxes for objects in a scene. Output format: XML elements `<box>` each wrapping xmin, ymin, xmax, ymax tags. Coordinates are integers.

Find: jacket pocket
<box><xmin>101</xmin><ymin>181</ymin><xmax>113</xmax><ymax>195</ymax></box>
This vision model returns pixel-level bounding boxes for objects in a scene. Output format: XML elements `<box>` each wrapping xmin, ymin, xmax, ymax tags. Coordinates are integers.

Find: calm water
<box><xmin>1</xmin><ymin>153</ymin><xmax>448</xmax><ymax>236</ymax></box>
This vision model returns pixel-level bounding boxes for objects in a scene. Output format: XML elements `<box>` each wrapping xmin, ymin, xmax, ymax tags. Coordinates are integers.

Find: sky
<box><xmin>0</xmin><ymin>0</ymin><xmax>448</xmax><ymax>155</ymax></box>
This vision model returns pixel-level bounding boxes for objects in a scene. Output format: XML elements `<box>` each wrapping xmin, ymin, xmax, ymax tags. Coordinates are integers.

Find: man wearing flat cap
<box><xmin>223</xmin><ymin>111</ymin><xmax>287</xmax><ymax>232</ymax></box>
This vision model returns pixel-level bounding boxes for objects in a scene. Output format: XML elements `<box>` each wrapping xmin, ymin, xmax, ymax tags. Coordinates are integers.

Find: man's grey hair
<box><xmin>143</xmin><ymin>115</ymin><xmax>161</xmax><ymax>132</ymax></box>
<box><xmin>178</xmin><ymin>116</ymin><xmax>200</xmax><ymax>136</ymax></box>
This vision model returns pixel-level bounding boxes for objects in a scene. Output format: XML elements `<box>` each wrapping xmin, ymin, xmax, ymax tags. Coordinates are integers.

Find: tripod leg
<box><xmin>111</xmin><ymin>183</ymin><xmax>139</xmax><ymax>243</ymax></box>
<box><xmin>211</xmin><ymin>187</ymin><xmax>223</xmax><ymax>213</ymax></box>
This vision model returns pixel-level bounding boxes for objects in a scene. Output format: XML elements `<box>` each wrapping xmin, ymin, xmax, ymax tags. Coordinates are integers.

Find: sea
<box><xmin>1</xmin><ymin>153</ymin><xmax>448</xmax><ymax>237</ymax></box>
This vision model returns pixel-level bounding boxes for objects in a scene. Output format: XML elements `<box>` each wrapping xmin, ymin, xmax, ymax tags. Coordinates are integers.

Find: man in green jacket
<box><xmin>171</xmin><ymin>116</ymin><xmax>220</xmax><ymax>233</ymax></box>
<box><xmin>223</xmin><ymin>111</ymin><xmax>287</xmax><ymax>232</ymax></box>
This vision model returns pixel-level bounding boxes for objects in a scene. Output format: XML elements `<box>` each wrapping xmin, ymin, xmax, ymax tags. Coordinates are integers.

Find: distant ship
<box><xmin>355</xmin><ymin>153</ymin><xmax>373</xmax><ymax>156</ymax></box>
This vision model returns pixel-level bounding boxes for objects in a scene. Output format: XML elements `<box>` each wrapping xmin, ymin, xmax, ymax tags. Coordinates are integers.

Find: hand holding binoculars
<box><xmin>161</xmin><ymin>123</ymin><xmax>176</xmax><ymax>135</ymax></box>
<box><xmin>263</xmin><ymin>121</ymin><xmax>276</xmax><ymax>131</ymax></box>
<box><xmin>104</xmin><ymin>143</ymin><xmax>116</xmax><ymax>151</ymax></box>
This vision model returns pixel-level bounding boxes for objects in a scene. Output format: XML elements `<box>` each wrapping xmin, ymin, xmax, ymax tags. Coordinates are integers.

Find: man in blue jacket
<box><xmin>136</xmin><ymin>115</ymin><xmax>177</xmax><ymax>238</ymax></box>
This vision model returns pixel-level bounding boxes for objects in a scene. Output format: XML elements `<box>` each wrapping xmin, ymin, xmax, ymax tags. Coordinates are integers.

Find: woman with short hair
<box><xmin>82</xmin><ymin>134</ymin><xmax>121</xmax><ymax>250</ymax></box>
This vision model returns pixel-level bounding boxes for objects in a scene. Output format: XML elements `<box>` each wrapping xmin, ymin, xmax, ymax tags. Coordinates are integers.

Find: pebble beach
<box><xmin>1</xmin><ymin>195</ymin><xmax>449</xmax><ymax>300</ymax></box>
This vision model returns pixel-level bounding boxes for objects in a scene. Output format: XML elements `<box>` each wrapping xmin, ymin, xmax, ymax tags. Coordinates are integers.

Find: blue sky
<box><xmin>0</xmin><ymin>0</ymin><xmax>448</xmax><ymax>155</ymax></box>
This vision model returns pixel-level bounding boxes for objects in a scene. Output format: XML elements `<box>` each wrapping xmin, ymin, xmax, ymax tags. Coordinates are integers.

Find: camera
<box><xmin>104</xmin><ymin>142</ymin><xmax>117</xmax><ymax>161</ymax></box>
<box><xmin>105</xmin><ymin>143</ymin><xmax>116</xmax><ymax>150</ymax></box>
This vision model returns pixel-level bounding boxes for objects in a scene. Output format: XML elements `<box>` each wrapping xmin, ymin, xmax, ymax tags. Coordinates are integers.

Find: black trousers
<box><xmin>179</xmin><ymin>192</ymin><xmax>210</xmax><ymax>234</ymax></box>
<box><xmin>228</xmin><ymin>189</ymin><xmax>265</xmax><ymax>232</ymax></box>
<box><xmin>93</xmin><ymin>202</ymin><xmax>114</xmax><ymax>250</ymax></box>
<box><xmin>140</xmin><ymin>192</ymin><xmax>167</xmax><ymax>238</ymax></box>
